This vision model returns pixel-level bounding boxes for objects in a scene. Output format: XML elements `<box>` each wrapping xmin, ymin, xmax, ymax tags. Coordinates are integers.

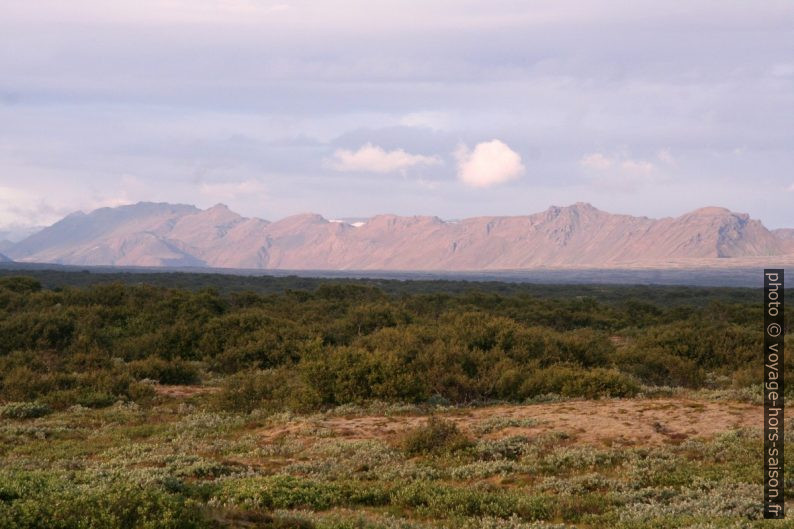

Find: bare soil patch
<box><xmin>259</xmin><ymin>398</ymin><xmax>758</xmax><ymax>446</ymax></box>
<box><xmin>153</xmin><ymin>384</ymin><xmax>219</xmax><ymax>398</ymax></box>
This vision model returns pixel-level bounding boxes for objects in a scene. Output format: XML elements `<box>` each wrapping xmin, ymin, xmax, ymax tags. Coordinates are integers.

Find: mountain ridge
<box><xmin>5</xmin><ymin>202</ymin><xmax>794</xmax><ymax>270</ymax></box>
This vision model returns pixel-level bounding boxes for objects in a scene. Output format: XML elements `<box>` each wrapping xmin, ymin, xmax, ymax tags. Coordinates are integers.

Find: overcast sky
<box><xmin>1</xmin><ymin>0</ymin><xmax>793</xmax><ymax>234</ymax></box>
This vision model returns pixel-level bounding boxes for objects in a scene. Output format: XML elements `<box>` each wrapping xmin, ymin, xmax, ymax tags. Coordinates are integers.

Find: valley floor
<box><xmin>1</xmin><ymin>390</ymin><xmax>788</xmax><ymax>528</ymax></box>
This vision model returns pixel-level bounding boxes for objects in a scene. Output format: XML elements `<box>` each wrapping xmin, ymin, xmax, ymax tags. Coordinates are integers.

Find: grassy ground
<box><xmin>1</xmin><ymin>387</ymin><xmax>790</xmax><ymax>528</ymax></box>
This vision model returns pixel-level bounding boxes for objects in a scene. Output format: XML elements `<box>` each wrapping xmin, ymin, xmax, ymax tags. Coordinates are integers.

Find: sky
<box><xmin>1</xmin><ymin>0</ymin><xmax>793</xmax><ymax>236</ymax></box>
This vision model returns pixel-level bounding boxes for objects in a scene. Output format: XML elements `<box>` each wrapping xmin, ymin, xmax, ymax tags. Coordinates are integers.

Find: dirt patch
<box><xmin>153</xmin><ymin>384</ymin><xmax>219</xmax><ymax>398</ymax></box>
<box><xmin>259</xmin><ymin>398</ymin><xmax>759</xmax><ymax>446</ymax></box>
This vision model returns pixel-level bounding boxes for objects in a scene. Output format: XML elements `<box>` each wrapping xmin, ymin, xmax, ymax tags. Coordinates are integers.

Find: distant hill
<box><xmin>0</xmin><ymin>225</ymin><xmax>44</xmax><ymax>245</ymax></box>
<box><xmin>0</xmin><ymin>252</ymin><xmax>12</xmax><ymax>263</ymax></box>
<box><xmin>774</xmin><ymin>228</ymin><xmax>794</xmax><ymax>241</ymax></box>
<box><xmin>5</xmin><ymin>201</ymin><xmax>794</xmax><ymax>270</ymax></box>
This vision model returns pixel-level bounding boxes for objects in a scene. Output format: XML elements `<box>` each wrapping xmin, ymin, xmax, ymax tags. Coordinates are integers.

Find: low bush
<box><xmin>0</xmin><ymin>470</ymin><xmax>210</xmax><ymax>529</ymax></box>
<box><xmin>391</xmin><ymin>481</ymin><xmax>552</xmax><ymax>520</ymax></box>
<box><xmin>399</xmin><ymin>417</ymin><xmax>472</xmax><ymax>456</ymax></box>
<box><xmin>128</xmin><ymin>357</ymin><xmax>201</xmax><ymax>385</ymax></box>
<box><xmin>475</xmin><ymin>436</ymin><xmax>532</xmax><ymax>461</ymax></box>
<box><xmin>41</xmin><ymin>388</ymin><xmax>116</xmax><ymax>409</ymax></box>
<box><xmin>473</xmin><ymin>417</ymin><xmax>540</xmax><ymax>435</ymax></box>
<box><xmin>519</xmin><ymin>365</ymin><xmax>639</xmax><ymax>399</ymax></box>
<box><xmin>212</xmin><ymin>369</ymin><xmax>286</xmax><ymax>413</ymax></box>
<box><xmin>0</xmin><ymin>401</ymin><xmax>51</xmax><ymax>419</ymax></box>
<box><xmin>213</xmin><ymin>475</ymin><xmax>390</xmax><ymax>511</ymax></box>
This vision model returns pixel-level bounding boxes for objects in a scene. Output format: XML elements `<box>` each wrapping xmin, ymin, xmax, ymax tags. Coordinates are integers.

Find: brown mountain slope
<box><xmin>6</xmin><ymin>203</ymin><xmax>202</xmax><ymax>266</ymax></box>
<box><xmin>6</xmin><ymin>202</ymin><xmax>794</xmax><ymax>270</ymax></box>
<box><xmin>774</xmin><ymin>228</ymin><xmax>794</xmax><ymax>241</ymax></box>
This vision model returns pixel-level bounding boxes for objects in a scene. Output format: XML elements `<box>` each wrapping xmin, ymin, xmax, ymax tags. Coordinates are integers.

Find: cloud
<box><xmin>656</xmin><ymin>149</ymin><xmax>676</xmax><ymax>166</ymax></box>
<box><xmin>0</xmin><ymin>186</ymin><xmax>72</xmax><ymax>228</ymax></box>
<box><xmin>327</xmin><ymin>143</ymin><xmax>441</xmax><ymax>173</ymax></box>
<box><xmin>1</xmin><ymin>2</ymin><xmax>794</xmax><ymax>226</ymax></box>
<box><xmin>398</xmin><ymin>112</ymin><xmax>449</xmax><ymax>130</ymax></box>
<box><xmin>787</xmin><ymin>183</ymin><xmax>794</xmax><ymax>192</ymax></box>
<box><xmin>417</xmin><ymin>178</ymin><xmax>440</xmax><ymax>190</ymax></box>
<box><xmin>580</xmin><ymin>152</ymin><xmax>657</xmax><ymax>175</ymax></box>
<box><xmin>579</xmin><ymin>152</ymin><xmax>661</xmax><ymax>191</ymax></box>
<box><xmin>579</xmin><ymin>153</ymin><xmax>613</xmax><ymax>171</ymax></box>
<box><xmin>581</xmin><ymin>152</ymin><xmax>663</xmax><ymax>176</ymax></box>
<box><xmin>619</xmin><ymin>159</ymin><xmax>654</xmax><ymax>176</ymax></box>
<box><xmin>455</xmin><ymin>139</ymin><xmax>524</xmax><ymax>188</ymax></box>
<box><xmin>199</xmin><ymin>179</ymin><xmax>267</xmax><ymax>200</ymax></box>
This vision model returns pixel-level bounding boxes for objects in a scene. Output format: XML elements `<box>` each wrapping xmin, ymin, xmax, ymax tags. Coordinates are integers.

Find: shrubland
<box><xmin>0</xmin><ymin>273</ymin><xmax>791</xmax><ymax>528</ymax></box>
<box><xmin>0</xmin><ymin>275</ymin><xmax>788</xmax><ymax>412</ymax></box>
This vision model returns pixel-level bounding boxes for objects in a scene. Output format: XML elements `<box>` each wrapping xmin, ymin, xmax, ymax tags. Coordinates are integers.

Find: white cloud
<box><xmin>579</xmin><ymin>153</ymin><xmax>613</xmax><ymax>171</ymax></box>
<box><xmin>455</xmin><ymin>139</ymin><xmax>524</xmax><ymax>188</ymax></box>
<box><xmin>417</xmin><ymin>178</ymin><xmax>440</xmax><ymax>190</ymax></box>
<box><xmin>199</xmin><ymin>179</ymin><xmax>267</xmax><ymax>199</ymax></box>
<box><xmin>399</xmin><ymin>111</ymin><xmax>449</xmax><ymax>130</ymax></box>
<box><xmin>787</xmin><ymin>183</ymin><xmax>794</xmax><ymax>192</ymax></box>
<box><xmin>580</xmin><ymin>152</ymin><xmax>658</xmax><ymax>175</ymax></box>
<box><xmin>581</xmin><ymin>152</ymin><xmax>663</xmax><ymax>175</ymax></box>
<box><xmin>327</xmin><ymin>143</ymin><xmax>441</xmax><ymax>173</ymax></box>
<box><xmin>656</xmin><ymin>149</ymin><xmax>676</xmax><ymax>166</ymax></box>
<box><xmin>0</xmin><ymin>186</ymin><xmax>39</xmax><ymax>227</ymax></box>
<box><xmin>0</xmin><ymin>186</ymin><xmax>73</xmax><ymax>229</ymax></box>
<box><xmin>619</xmin><ymin>159</ymin><xmax>654</xmax><ymax>176</ymax></box>
<box><xmin>579</xmin><ymin>152</ymin><xmax>662</xmax><ymax>191</ymax></box>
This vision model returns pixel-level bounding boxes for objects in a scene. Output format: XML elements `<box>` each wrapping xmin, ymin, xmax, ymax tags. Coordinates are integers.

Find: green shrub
<box><xmin>475</xmin><ymin>436</ymin><xmax>532</xmax><ymax>461</ymax></box>
<box><xmin>519</xmin><ymin>365</ymin><xmax>639</xmax><ymax>399</ymax></box>
<box><xmin>615</xmin><ymin>347</ymin><xmax>704</xmax><ymax>387</ymax></box>
<box><xmin>42</xmin><ymin>389</ymin><xmax>116</xmax><ymax>409</ymax></box>
<box><xmin>127</xmin><ymin>380</ymin><xmax>158</xmax><ymax>402</ymax></box>
<box><xmin>0</xmin><ymin>276</ymin><xmax>42</xmax><ymax>294</ymax></box>
<box><xmin>128</xmin><ymin>357</ymin><xmax>200</xmax><ymax>385</ymax></box>
<box><xmin>0</xmin><ymin>401</ymin><xmax>51</xmax><ymax>419</ymax></box>
<box><xmin>390</xmin><ymin>481</ymin><xmax>552</xmax><ymax>520</ymax></box>
<box><xmin>0</xmin><ymin>364</ymin><xmax>66</xmax><ymax>402</ymax></box>
<box><xmin>213</xmin><ymin>511</ymin><xmax>315</xmax><ymax>529</ymax></box>
<box><xmin>399</xmin><ymin>417</ymin><xmax>472</xmax><ymax>456</ymax></box>
<box><xmin>214</xmin><ymin>475</ymin><xmax>390</xmax><ymax>511</ymax></box>
<box><xmin>212</xmin><ymin>369</ymin><xmax>294</xmax><ymax>413</ymax></box>
<box><xmin>473</xmin><ymin>417</ymin><xmax>540</xmax><ymax>435</ymax></box>
<box><xmin>0</xmin><ymin>470</ymin><xmax>210</xmax><ymax>529</ymax></box>
<box><xmin>298</xmin><ymin>347</ymin><xmax>428</xmax><ymax>406</ymax></box>
<box><xmin>0</xmin><ymin>353</ymin><xmax>137</xmax><ymax>408</ymax></box>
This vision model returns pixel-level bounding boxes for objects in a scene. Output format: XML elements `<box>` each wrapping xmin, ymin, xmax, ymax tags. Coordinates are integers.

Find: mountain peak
<box><xmin>680</xmin><ymin>207</ymin><xmax>752</xmax><ymax>224</ymax></box>
<box><xmin>774</xmin><ymin>228</ymin><xmax>794</xmax><ymax>241</ymax></box>
<box><xmin>686</xmin><ymin>206</ymin><xmax>734</xmax><ymax>217</ymax></box>
<box><xmin>197</xmin><ymin>203</ymin><xmax>241</xmax><ymax>223</ymax></box>
<box><xmin>5</xmin><ymin>201</ymin><xmax>793</xmax><ymax>269</ymax></box>
<box><xmin>543</xmin><ymin>202</ymin><xmax>602</xmax><ymax>222</ymax></box>
<box><xmin>270</xmin><ymin>213</ymin><xmax>328</xmax><ymax>228</ymax></box>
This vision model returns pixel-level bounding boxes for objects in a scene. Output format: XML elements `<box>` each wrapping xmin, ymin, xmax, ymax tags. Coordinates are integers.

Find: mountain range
<box><xmin>3</xmin><ymin>202</ymin><xmax>794</xmax><ymax>270</ymax></box>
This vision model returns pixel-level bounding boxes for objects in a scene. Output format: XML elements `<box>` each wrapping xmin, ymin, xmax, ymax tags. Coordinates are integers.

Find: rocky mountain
<box><xmin>774</xmin><ymin>228</ymin><xmax>794</xmax><ymax>241</ymax></box>
<box><xmin>7</xmin><ymin>203</ymin><xmax>204</xmax><ymax>267</ymax></box>
<box><xmin>5</xmin><ymin>202</ymin><xmax>794</xmax><ymax>270</ymax></box>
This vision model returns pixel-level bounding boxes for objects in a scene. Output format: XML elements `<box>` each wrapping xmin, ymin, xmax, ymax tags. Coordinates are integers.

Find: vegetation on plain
<box><xmin>0</xmin><ymin>273</ymin><xmax>790</xmax><ymax>528</ymax></box>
